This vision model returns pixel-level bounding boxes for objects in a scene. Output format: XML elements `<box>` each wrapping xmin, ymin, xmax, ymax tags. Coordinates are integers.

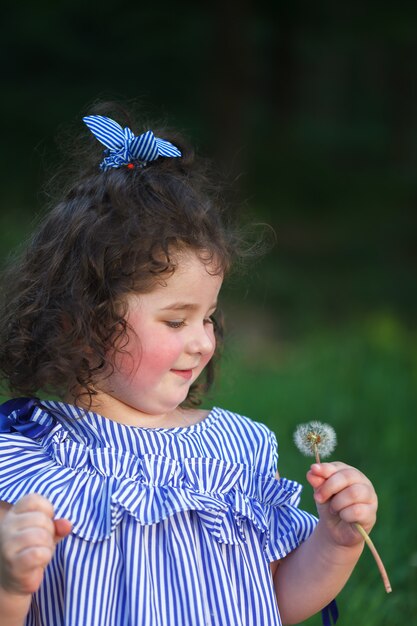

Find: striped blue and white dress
<box><xmin>0</xmin><ymin>400</ymin><xmax>317</xmax><ymax>626</ymax></box>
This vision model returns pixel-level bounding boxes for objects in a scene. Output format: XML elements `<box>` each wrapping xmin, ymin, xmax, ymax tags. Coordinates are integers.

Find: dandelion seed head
<box><xmin>293</xmin><ymin>421</ymin><xmax>337</xmax><ymax>459</ymax></box>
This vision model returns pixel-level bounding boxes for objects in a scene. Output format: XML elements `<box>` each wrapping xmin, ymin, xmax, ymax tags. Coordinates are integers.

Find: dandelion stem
<box><xmin>315</xmin><ymin>448</ymin><xmax>392</xmax><ymax>594</ymax></box>
<box><xmin>353</xmin><ymin>522</ymin><xmax>392</xmax><ymax>593</ymax></box>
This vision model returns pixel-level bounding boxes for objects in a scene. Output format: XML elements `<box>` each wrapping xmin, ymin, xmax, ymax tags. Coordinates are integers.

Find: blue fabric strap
<box><xmin>83</xmin><ymin>115</ymin><xmax>182</xmax><ymax>170</ymax></box>
<box><xmin>0</xmin><ymin>397</ymin><xmax>53</xmax><ymax>439</ymax></box>
<box><xmin>321</xmin><ymin>599</ymin><xmax>339</xmax><ymax>626</ymax></box>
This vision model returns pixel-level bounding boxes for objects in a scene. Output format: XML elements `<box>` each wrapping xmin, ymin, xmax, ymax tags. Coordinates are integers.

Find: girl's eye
<box><xmin>166</xmin><ymin>320</ymin><xmax>186</xmax><ymax>329</ymax></box>
<box><xmin>165</xmin><ymin>315</ymin><xmax>216</xmax><ymax>329</ymax></box>
<box><xmin>205</xmin><ymin>315</ymin><xmax>217</xmax><ymax>328</ymax></box>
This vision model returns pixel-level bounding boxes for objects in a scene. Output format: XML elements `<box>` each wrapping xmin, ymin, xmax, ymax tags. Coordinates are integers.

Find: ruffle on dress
<box><xmin>0</xmin><ymin>400</ymin><xmax>317</xmax><ymax>561</ymax></box>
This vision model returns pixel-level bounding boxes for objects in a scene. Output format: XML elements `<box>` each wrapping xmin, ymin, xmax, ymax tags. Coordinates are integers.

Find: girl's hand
<box><xmin>0</xmin><ymin>494</ymin><xmax>72</xmax><ymax>595</ymax></box>
<box><xmin>306</xmin><ymin>462</ymin><xmax>378</xmax><ymax>548</ymax></box>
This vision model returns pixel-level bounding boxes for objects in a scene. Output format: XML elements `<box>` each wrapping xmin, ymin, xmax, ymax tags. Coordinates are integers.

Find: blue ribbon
<box><xmin>0</xmin><ymin>397</ymin><xmax>54</xmax><ymax>439</ymax></box>
<box><xmin>83</xmin><ymin>115</ymin><xmax>182</xmax><ymax>171</ymax></box>
<box><xmin>321</xmin><ymin>599</ymin><xmax>339</xmax><ymax>626</ymax></box>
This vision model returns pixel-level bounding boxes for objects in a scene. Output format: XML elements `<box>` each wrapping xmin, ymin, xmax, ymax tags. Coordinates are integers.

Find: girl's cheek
<box><xmin>201</xmin><ymin>354</ymin><xmax>214</xmax><ymax>371</ymax></box>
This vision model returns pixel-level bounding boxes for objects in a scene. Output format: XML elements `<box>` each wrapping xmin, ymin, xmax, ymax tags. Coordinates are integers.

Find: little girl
<box><xmin>0</xmin><ymin>106</ymin><xmax>377</xmax><ymax>626</ymax></box>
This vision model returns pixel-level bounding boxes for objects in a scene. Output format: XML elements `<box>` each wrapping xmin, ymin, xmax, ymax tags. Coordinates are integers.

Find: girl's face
<box><xmin>93</xmin><ymin>250</ymin><xmax>223</xmax><ymax>426</ymax></box>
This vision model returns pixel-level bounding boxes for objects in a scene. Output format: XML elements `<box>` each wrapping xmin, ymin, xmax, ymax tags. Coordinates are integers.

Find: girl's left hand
<box><xmin>307</xmin><ymin>462</ymin><xmax>378</xmax><ymax>548</ymax></box>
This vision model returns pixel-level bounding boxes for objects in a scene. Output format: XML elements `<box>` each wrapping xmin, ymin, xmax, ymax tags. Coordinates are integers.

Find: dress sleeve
<box><xmin>261</xmin><ymin>426</ymin><xmax>318</xmax><ymax>561</ymax></box>
<box><xmin>0</xmin><ymin>432</ymin><xmax>59</xmax><ymax>504</ymax></box>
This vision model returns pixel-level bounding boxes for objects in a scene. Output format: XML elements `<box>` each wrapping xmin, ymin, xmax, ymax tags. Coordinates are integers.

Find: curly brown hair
<box><xmin>0</xmin><ymin>103</ymin><xmax>246</xmax><ymax>406</ymax></box>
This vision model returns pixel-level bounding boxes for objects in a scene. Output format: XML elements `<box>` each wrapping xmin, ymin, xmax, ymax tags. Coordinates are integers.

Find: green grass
<box><xmin>209</xmin><ymin>313</ymin><xmax>417</xmax><ymax>625</ymax></box>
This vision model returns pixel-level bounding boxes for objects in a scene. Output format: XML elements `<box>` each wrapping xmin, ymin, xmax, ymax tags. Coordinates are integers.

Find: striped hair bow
<box><xmin>83</xmin><ymin>115</ymin><xmax>182</xmax><ymax>171</ymax></box>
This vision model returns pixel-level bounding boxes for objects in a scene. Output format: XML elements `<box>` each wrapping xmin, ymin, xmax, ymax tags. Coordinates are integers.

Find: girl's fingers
<box><xmin>12</xmin><ymin>494</ymin><xmax>55</xmax><ymax>518</ymax></box>
<box><xmin>8</xmin><ymin>511</ymin><xmax>56</xmax><ymax>536</ymax></box>
<box><xmin>310</xmin><ymin>464</ymin><xmax>373</xmax><ymax>504</ymax></box>
<box><xmin>326</xmin><ymin>483</ymin><xmax>376</xmax><ymax>514</ymax></box>
<box><xmin>309</xmin><ymin>462</ymin><xmax>354</xmax><ymax>479</ymax></box>
<box><xmin>337</xmin><ymin>502</ymin><xmax>377</xmax><ymax>530</ymax></box>
<box><xmin>306</xmin><ymin>473</ymin><xmax>326</xmax><ymax>490</ymax></box>
<box><xmin>8</xmin><ymin>495</ymin><xmax>72</xmax><ymax>541</ymax></box>
<box><xmin>53</xmin><ymin>518</ymin><xmax>72</xmax><ymax>542</ymax></box>
<box><xmin>0</xmin><ymin>495</ymin><xmax>72</xmax><ymax>595</ymax></box>
<box><xmin>326</xmin><ymin>484</ymin><xmax>378</xmax><ymax>530</ymax></box>
<box><xmin>13</xmin><ymin>545</ymin><xmax>54</xmax><ymax>572</ymax></box>
<box><xmin>2</xmin><ymin>528</ymin><xmax>54</xmax><ymax>558</ymax></box>
<box><xmin>306</xmin><ymin>462</ymin><xmax>350</xmax><ymax>490</ymax></box>
<box><xmin>307</xmin><ymin>463</ymin><xmax>378</xmax><ymax>534</ymax></box>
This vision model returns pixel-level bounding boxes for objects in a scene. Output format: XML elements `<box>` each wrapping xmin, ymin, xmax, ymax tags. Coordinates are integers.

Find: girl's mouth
<box><xmin>171</xmin><ymin>369</ymin><xmax>193</xmax><ymax>380</ymax></box>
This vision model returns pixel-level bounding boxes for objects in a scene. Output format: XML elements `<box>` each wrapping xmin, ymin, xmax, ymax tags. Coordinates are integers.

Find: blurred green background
<box><xmin>1</xmin><ymin>2</ymin><xmax>416</xmax><ymax>623</ymax></box>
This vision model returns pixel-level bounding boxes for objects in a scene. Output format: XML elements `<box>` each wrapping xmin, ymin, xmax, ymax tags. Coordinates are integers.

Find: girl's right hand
<box><xmin>0</xmin><ymin>494</ymin><xmax>72</xmax><ymax>596</ymax></box>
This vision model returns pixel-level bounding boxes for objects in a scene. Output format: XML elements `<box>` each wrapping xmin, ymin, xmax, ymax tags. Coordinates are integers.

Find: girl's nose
<box><xmin>187</xmin><ymin>324</ymin><xmax>215</xmax><ymax>356</ymax></box>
